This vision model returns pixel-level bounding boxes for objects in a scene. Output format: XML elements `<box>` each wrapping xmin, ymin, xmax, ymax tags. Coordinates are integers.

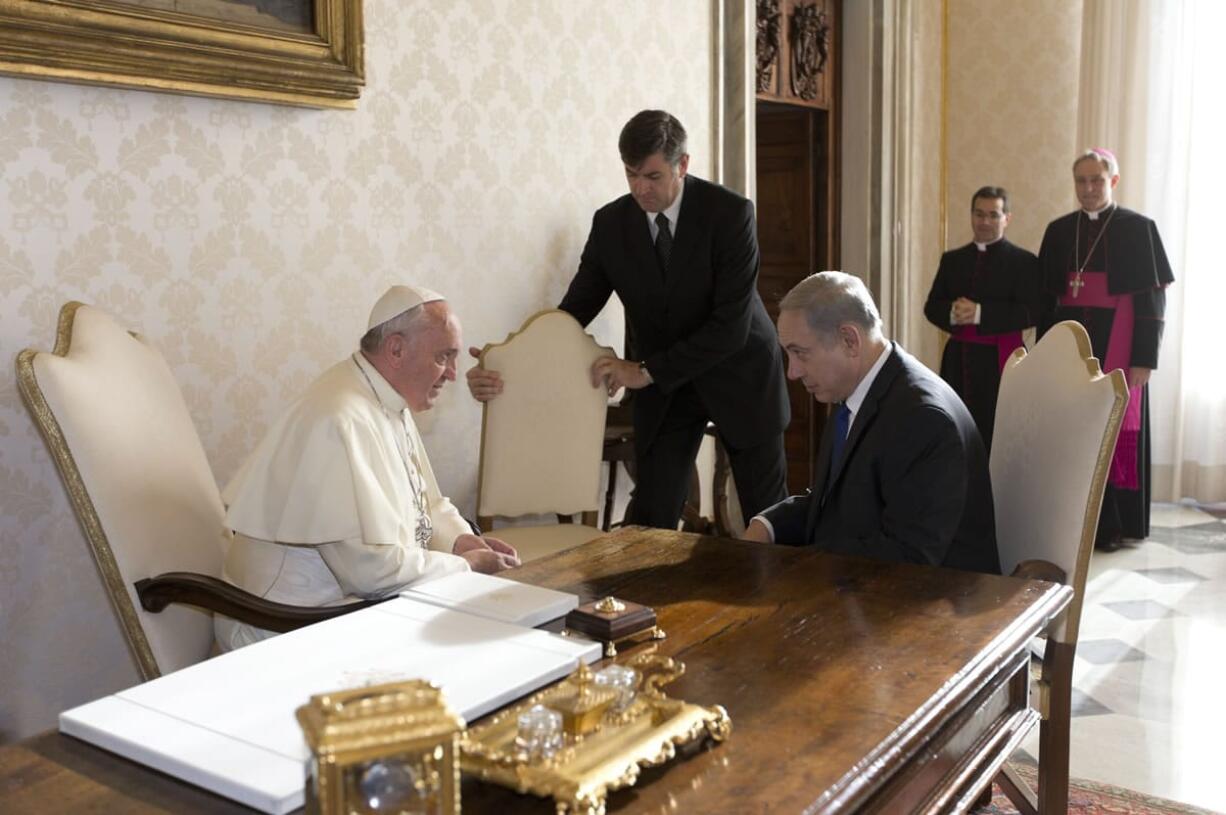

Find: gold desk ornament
<box><xmin>461</xmin><ymin>652</ymin><xmax>731</xmax><ymax>815</ymax></box>
<box><xmin>296</xmin><ymin>679</ymin><xmax>464</xmax><ymax>815</ymax></box>
<box><xmin>564</xmin><ymin>596</ymin><xmax>666</xmax><ymax>657</ymax></box>
<box><xmin>593</xmin><ymin>596</ymin><xmax>625</xmax><ymax>613</ymax></box>
<box><xmin>548</xmin><ymin>662</ymin><xmax>619</xmax><ymax>737</ymax></box>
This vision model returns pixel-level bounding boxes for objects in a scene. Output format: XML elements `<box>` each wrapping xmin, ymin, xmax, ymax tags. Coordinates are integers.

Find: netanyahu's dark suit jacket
<box><xmin>761</xmin><ymin>343</ymin><xmax>1000</xmax><ymax>574</ymax></box>
<box><xmin>558</xmin><ymin>175</ymin><xmax>789</xmax><ymax>454</ymax></box>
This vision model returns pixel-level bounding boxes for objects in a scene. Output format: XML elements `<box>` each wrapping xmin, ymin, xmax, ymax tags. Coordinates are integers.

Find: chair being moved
<box><xmin>17</xmin><ymin>303</ymin><xmax>372</xmax><ymax>679</ymax></box>
<box><xmin>475</xmin><ymin>310</ymin><xmax>612</xmax><ymax>563</ymax></box>
<box><xmin>986</xmin><ymin>319</ymin><xmax>1128</xmax><ymax>814</ymax></box>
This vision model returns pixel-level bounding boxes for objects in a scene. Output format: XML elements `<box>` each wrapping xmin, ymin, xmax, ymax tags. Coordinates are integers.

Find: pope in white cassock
<box><xmin>215</xmin><ymin>285</ymin><xmax>520</xmax><ymax>651</ymax></box>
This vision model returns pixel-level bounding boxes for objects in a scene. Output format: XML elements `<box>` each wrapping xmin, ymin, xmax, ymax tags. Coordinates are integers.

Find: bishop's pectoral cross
<box><xmin>1069</xmin><ymin>272</ymin><xmax>1085</xmax><ymax>299</ymax></box>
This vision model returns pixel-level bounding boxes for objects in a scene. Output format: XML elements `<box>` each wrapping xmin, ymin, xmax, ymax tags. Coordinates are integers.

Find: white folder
<box><xmin>60</xmin><ymin>597</ymin><xmax>600</xmax><ymax>814</ymax></box>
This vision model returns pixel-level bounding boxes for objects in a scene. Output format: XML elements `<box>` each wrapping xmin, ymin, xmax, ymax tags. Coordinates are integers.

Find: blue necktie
<box><xmin>830</xmin><ymin>403</ymin><xmax>851</xmax><ymax>467</ymax></box>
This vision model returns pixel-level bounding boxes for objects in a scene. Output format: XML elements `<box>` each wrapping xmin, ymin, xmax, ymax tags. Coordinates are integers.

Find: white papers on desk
<box><xmin>402</xmin><ymin>570</ymin><xmax>579</xmax><ymax>627</ymax></box>
<box><xmin>59</xmin><ymin>597</ymin><xmax>600</xmax><ymax>815</ymax></box>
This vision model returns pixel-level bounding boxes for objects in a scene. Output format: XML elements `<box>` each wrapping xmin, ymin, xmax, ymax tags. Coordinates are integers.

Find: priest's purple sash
<box><xmin>948</xmin><ymin>325</ymin><xmax>1025</xmax><ymax>372</ymax></box>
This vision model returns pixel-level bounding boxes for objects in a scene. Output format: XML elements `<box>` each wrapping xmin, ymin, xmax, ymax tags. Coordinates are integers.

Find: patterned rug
<box><xmin>976</xmin><ymin>763</ymin><xmax>1223</xmax><ymax>814</ymax></box>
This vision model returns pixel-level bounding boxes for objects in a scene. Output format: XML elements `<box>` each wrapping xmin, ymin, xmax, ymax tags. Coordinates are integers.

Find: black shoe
<box><xmin>1095</xmin><ymin>536</ymin><xmax>1123</xmax><ymax>552</ymax></box>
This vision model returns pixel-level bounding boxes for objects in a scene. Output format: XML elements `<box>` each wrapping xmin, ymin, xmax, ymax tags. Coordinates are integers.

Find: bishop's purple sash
<box><xmin>1060</xmin><ymin>269</ymin><xmax>1142</xmax><ymax>489</ymax></box>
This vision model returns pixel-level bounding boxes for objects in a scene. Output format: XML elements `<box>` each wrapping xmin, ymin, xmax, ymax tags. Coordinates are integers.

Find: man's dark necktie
<box><xmin>654</xmin><ymin>212</ymin><xmax>673</xmax><ymax>274</ymax></box>
<box><xmin>830</xmin><ymin>403</ymin><xmax>851</xmax><ymax>467</ymax></box>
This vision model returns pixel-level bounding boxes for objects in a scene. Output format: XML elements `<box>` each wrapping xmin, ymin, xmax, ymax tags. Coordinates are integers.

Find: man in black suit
<box><xmin>468</xmin><ymin>110</ymin><xmax>789</xmax><ymax>529</ymax></box>
<box><xmin>923</xmin><ymin>186</ymin><xmax>1040</xmax><ymax>452</ymax></box>
<box><xmin>744</xmin><ymin>272</ymin><xmax>999</xmax><ymax>574</ymax></box>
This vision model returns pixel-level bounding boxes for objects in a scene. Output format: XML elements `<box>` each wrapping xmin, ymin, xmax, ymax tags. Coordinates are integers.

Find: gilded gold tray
<box><xmin>460</xmin><ymin>652</ymin><xmax>730</xmax><ymax>814</ymax></box>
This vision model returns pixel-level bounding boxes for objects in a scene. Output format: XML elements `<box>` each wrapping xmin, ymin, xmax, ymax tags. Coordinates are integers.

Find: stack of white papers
<box><xmin>60</xmin><ymin>597</ymin><xmax>600</xmax><ymax>814</ymax></box>
<box><xmin>402</xmin><ymin>570</ymin><xmax>579</xmax><ymax>627</ymax></box>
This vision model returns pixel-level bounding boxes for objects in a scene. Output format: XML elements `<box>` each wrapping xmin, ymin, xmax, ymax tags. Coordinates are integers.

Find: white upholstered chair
<box><xmin>476</xmin><ymin>310</ymin><xmax>612</xmax><ymax>563</ymax></box>
<box><xmin>986</xmin><ymin>319</ymin><xmax>1128</xmax><ymax>814</ymax></box>
<box><xmin>17</xmin><ymin>303</ymin><xmax>369</xmax><ymax>679</ymax></box>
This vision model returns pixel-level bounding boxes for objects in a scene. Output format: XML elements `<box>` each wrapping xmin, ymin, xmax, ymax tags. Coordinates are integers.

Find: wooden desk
<box><xmin>0</xmin><ymin>528</ymin><xmax>1069</xmax><ymax>814</ymax></box>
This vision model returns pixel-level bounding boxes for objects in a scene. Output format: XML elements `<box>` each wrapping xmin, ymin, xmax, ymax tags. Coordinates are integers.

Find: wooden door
<box><xmin>755</xmin><ymin>106</ymin><xmax>831</xmax><ymax>492</ymax></box>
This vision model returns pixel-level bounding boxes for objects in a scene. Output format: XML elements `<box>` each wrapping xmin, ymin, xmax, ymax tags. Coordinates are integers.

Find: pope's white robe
<box><xmin>216</xmin><ymin>352</ymin><xmax>469</xmax><ymax>651</ymax></box>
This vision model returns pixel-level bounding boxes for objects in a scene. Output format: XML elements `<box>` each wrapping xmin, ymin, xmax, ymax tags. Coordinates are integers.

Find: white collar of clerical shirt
<box><xmin>353</xmin><ymin>352</ymin><xmax>407</xmax><ymax>413</ymax></box>
<box><xmin>973</xmin><ymin>236</ymin><xmax>1004</xmax><ymax>252</ymax></box>
<box><xmin>646</xmin><ymin>175</ymin><xmax>686</xmax><ymax>238</ymax></box>
<box><xmin>1083</xmin><ymin>203</ymin><xmax>1115</xmax><ymax>221</ymax></box>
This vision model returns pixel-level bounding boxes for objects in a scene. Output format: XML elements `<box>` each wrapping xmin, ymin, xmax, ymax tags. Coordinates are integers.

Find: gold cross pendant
<box><xmin>1069</xmin><ymin>273</ymin><xmax>1084</xmax><ymax>298</ymax></box>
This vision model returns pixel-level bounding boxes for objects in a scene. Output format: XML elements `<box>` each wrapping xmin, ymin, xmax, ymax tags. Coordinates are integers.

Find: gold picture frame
<box><xmin>0</xmin><ymin>0</ymin><xmax>363</xmax><ymax>109</ymax></box>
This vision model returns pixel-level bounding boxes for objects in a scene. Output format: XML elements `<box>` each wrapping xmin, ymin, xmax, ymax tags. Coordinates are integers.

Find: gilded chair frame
<box><xmin>17</xmin><ymin>302</ymin><xmax>161</xmax><ymax>676</ymax></box>
<box><xmin>18</xmin><ymin>302</ymin><xmax>372</xmax><ymax>679</ymax></box>
<box><xmin>990</xmin><ymin>320</ymin><xmax>1128</xmax><ymax>814</ymax></box>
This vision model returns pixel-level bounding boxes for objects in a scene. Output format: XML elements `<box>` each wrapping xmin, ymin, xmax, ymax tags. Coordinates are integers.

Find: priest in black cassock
<box><xmin>924</xmin><ymin>186</ymin><xmax>1040</xmax><ymax>452</ymax></box>
<box><xmin>1038</xmin><ymin>148</ymin><xmax>1174</xmax><ymax>550</ymax></box>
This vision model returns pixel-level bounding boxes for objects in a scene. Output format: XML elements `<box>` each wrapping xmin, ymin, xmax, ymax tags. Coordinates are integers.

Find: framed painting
<box><xmin>0</xmin><ymin>0</ymin><xmax>363</xmax><ymax>108</ymax></box>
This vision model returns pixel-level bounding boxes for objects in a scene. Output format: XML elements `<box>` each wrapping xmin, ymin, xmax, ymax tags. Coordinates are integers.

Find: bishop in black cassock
<box><xmin>1038</xmin><ymin>149</ymin><xmax>1174</xmax><ymax>549</ymax></box>
<box><xmin>925</xmin><ymin>187</ymin><xmax>1040</xmax><ymax>452</ymax></box>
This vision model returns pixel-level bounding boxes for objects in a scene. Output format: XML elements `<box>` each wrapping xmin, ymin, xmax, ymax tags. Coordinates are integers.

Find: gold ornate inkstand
<box><xmin>296</xmin><ymin>598</ymin><xmax>729</xmax><ymax>814</ymax></box>
<box><xmin>461</xmin><ymin>652</ymin><xmax>731</xmax><ymax>814</ymax></box>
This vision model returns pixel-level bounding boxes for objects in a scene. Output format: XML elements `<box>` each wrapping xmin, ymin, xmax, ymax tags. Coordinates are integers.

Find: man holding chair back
<box><xmin>216</xmin><ymin>285</ymin><xmax>519</xmax><ymax>651</ymax></box>
<box><xmin>468</xmin><ymin>110</ymin><xmax>790</xmax><ymax>531</ymax></box>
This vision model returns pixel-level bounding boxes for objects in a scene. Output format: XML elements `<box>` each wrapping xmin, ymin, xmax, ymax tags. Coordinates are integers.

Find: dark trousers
<box><xmin>625</xmin><ymin>385</ymin><xmax>787</xmax><ymax>530</ymax></box>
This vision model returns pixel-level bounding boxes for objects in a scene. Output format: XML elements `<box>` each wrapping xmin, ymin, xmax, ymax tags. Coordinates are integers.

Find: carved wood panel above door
<box><xmin>756</xmin><ymin>0</ymin><xmax>835</xmax><ymax>110</ymax></box>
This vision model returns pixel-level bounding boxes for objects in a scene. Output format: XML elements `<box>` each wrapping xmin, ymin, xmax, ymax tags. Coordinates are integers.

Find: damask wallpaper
<box><xmin>902</xmin><ymin>1</ymin><xmax>947</xmax><ymax>369</ymax></box>
<box><xmin>0</xmin><ymin>0</ymin><xmax>714</xmax><ymax>741</ymax></box>
<box><xmin>945</xmin><ymin>0</ymin><xmax>1083</xmax><ymax>256</ymax></box>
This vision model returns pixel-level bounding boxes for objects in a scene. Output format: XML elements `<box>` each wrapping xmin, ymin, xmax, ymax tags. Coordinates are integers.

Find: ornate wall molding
<box><xmin>789</xmin><ymin>3</ymin><xmax>831</xmax><ymax>101</ymax></box>
<box><xmin>755</xmin><ymin>0</ymin><xmax>834</xmax><ymax>110</ymax></box>
<box><xmin>756</xmin><ymin>0</ymin><xmax>781</xmax><ymax>93</ymax></box>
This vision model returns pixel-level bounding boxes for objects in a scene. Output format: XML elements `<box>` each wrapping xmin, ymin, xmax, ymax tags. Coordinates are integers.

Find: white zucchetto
<box><xmin>367</xmin><ymin>285</ymin><xmax>445</xmax><ymax>330</ymax></box>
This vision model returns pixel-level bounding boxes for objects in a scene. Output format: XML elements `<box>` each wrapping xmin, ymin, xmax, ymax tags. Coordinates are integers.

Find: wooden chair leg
<box><xmin>997</xmin><ymin>763</ymin><xmax>1037</xmax><ymax>815</ymax></box>
<box><xmin>1037</xmin><ymin>640</ymin><xmax>1075</xmax><ymax>814</ymax></box>
<box><xmin>680</xmin><ymin>464</ymin><xmax>711</xmax><ymax>534</ymax></box>
<box><xmin>602</xmin><ymin>460</ymin><xmax>618</xmax><ymax>532</ymax></box>
<box><xmin>711</xmin><ymin>435</ymin><xmax>733</xmax><ymax>537</ymax></box>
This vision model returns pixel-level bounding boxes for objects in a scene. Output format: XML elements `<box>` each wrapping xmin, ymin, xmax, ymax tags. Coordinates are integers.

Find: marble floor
<box><xmin>1015</xmin><ymin>502</ymin><xmax>1226</xmax><ymax>813</ymax></box>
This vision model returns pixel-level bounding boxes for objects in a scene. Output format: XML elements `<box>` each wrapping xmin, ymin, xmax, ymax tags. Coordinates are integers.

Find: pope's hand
<box><xmin>481</xmin><ymin>535</ymin><xmax>519</xmax><ymax>561</ymax></box>
<box><xmin>453</xmin><ymin>533</ymin><xmax>521</xmax><ymax>570</ymax></box>
<box><xmin>466</xmin><ymin>346</ymin><xmax>504</xmax><ymax>402</ymax></box>
<box><xmin>459</xmin><ymin>548</ymin><xmax>518</xmax><ymax>573</ymax></box>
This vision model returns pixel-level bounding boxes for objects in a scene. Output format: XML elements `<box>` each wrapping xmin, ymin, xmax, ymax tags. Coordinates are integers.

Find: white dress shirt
<box><xmin>645</xmin><ymin>177</ymin><xmax>685</xmax><ymax>242</ymax></box>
